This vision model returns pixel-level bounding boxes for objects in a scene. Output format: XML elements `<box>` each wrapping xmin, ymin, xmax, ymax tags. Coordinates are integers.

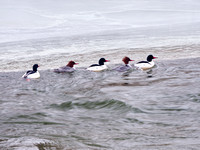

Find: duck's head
<box><xmin>67</xmin><ymin>61</ymin><xmax>78</xmax><ymax>68</ymax></box>
<box><xmin>33</xmin><ymin>64</ymin><xmax>39</xmax><ymax>71</ymax></box>
<box><xmin>99</xmin><ymin>58</ymin><xmax>110</xmax><ymax>65</ymax></box>
<box><xmin>122</xmin><ymin>56</ymin><xmax>134</xmax><ymax>65</ymax></box>
<box><xmin>147</xmin><ymin>55</ymin><xmax>157</xmax><ymax>62</ymax></box>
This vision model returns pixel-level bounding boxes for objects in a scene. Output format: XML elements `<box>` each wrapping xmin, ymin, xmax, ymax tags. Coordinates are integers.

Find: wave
<box><xmin>50</xmin><ymin>99</ymin><xmax>145</xmax><ymax>113</ymax></box>
<box><xmin>0</xmin><ymin>137</ymin><xmax>59</xmax><ymax>150</ymax></box>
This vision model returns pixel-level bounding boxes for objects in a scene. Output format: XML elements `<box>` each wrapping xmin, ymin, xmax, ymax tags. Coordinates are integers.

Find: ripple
<box><xmin>188</xmin><ymin>93</ymin><xmax>200</xmax><ymax>103</ymax></box>
<box><xmin>50</xmin><ymin>99</ymin><xmax>131</xmax><ymax>110</ymax></box>
<box><xmin>1</xmin><ymin>57</ymin><xmax>200</xmax><ymax>149</ymax></box>
<box><xmin>3</xmin><ymin>121</ymin><xmax>63</xmax><ymax>125</ymax></box>
<box><xmin>50</xmin><ymin>99</ymin><xmax>144</xmax><ymax>113</ymax></box>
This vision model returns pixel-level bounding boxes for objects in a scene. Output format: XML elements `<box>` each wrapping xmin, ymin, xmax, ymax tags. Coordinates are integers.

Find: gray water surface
<box><xmin>0</xmin><ymin>58</ymin><xmax>200</xmax><ymax>149</ymax></box>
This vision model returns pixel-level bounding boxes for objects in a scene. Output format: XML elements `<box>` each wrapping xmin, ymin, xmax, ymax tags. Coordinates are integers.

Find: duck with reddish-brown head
<box><xmin>114</xmin><ymin>56</ymin><xmax>134</xmax><ymax>72</ymax></box>
<box><xmin>54</xmin><ymin>61</ymin><xmax>78</xmax><ymax>73</ymax></box>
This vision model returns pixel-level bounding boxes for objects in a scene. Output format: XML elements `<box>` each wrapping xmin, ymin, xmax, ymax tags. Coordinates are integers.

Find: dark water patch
<box><xmin>33</xmin><ymin>112</ymin><xmax>48</xmax><ymax>117</ymax></box>
<box><xmin>50</xmin><ymin>99</ymin><xmax>145</xmax><ymax>113</ymax></box>
<box><xmin>31</xmin><ymin>88</ymin><xmax>46</xmax><ymax>93</ymax></box>
<box><xmin>8</xmin><ymin>113</ymin><xmax>48</xmax><ymax>123</ymax></box>
<box><xmin>0</xmin><ymin>139</ymin><xmax>7</xmax><ymax>142</ymax></box>
<box><xmin>104</xmin><ymin>81</ymin><xmax>149</xmax><ymax>87</ymax></box>
<box><xmin>50</xmin><ymin>101</ymin><xmax>73</xmax><ymax>110</ymax></box>
<box><xmin>113</xmin><ymin>137</ymin><xmax>129</xmax><ymax>141</ymax></box>
<box><xmin>151</xmin><ymin>122</ymin><xmax>176</xmax><ymax>127</ymax></box>
<box><xmin>3</xmin><ymin>121</ymin><xmax>64</xmax><ymax>125</ymax></box>
<box><xmin>160</xmin><ymin>108</ymin><xmax>186</xmax><ymax>112</ymax></box>
<box><xmin>188</xmin><ymin>94</ymin><xmax>200</xmax><ymax>103</ymax></box>
<box><xmin>103</xmin><ymin>76</ymin><xmax>179</xmax><ymax>88</ymax></box>
<box><xmin>11</xmin><ymin>115</ymin><xmax>38</xmax><ymax>120</ymax></box>
<box><xmin>0</xmin><ymin>136</ymin><xmax>20</xmax><ymax>139</ymax></box>
<box><xmin>148</xmin><ymin>77</ymin><xmax>178</xmax><ymax>84</ymax></box>
<box><xmin>84</xmin><ymin>142</ymin><xmax>108</xmax><ymax>149</ymax></box>
<box><xmin>35</xmin><ymin>142</ymin><xmax>62</xmax><ymax>150</ymax></box>
<box><xmin>169</xmin><ymin>136</ymin><xmax>189</xmax><ymax>139</ymax></box>
<box><xmin>126</xmin><ymin>118</ymin><xmax>144</xmax><ymax>124</ymax></box>
<box><xmin>15</xmin><ymin>93</ymin><xmax>30</xmax><ymax>97</ymax></box>
<box><xmin>145</xmin><ymin>107</ymin><xmax>187</xmax><ymax>114</ymax></box>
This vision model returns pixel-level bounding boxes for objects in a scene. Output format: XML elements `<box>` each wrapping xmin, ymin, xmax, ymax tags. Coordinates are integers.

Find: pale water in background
<box><xmin>0</xmin><ymin>0</ymin><xmax>200</xmax><ymax>71</ymax></box>
<box><xmin>0</xmin><ymin>0</ymin><xmax>200</xmax><ymax>149</ymax></box>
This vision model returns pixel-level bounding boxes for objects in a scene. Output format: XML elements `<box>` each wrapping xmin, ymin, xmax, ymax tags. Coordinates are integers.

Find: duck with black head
<box><xmin>87</xmin><ymin>58</ymin><xmax>110</xmax><ymax>72</ymax></box>
<box><xmin>54</xmin><ymin>61</ymin><xmax>78</xmax><ymax>73</ymax></box>
<box><xmin>114</xmin><ymin>56</ymin><xmax>134</xmax><ymax>72</ymax></box>
<box><xmin>135</xmin><ymin>55</ymin><xmax>158</xmax><ymax>70</ymax></box>
<box><xmin>22</xmin><ymin>64</ymin><xmax>40</xmax><ymax>79</ymax></box>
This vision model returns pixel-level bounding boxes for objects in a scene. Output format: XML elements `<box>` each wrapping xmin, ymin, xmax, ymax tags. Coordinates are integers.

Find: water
<box><xmin>1</xmin><ymin>0</ymin><xmax>200</xmax><ymax>149</ymax></box>
<box><xmin>0</xmin><ymin>58</ymin><xmax>200</xmax><ymax>149</ymax></box>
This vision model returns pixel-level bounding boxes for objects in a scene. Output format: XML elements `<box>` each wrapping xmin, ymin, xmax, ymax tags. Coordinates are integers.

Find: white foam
<box><xmin>0</xmin><ymin>137</ymin><xmax>55</xmax><ymax>150</ymax></box>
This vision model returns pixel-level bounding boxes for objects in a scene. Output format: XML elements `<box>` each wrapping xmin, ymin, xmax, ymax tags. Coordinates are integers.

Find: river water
<box><xmin>0</xmin><ymin>0</ymin><xmax>200</xmax><ymax>149</ymax></box>
<box><xmin>0</xmin><ymin>58</ymin><xmax>200</xmax><ymax>149</ymax></box>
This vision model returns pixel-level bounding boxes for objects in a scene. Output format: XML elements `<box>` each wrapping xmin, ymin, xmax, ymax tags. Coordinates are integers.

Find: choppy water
<box><xmin>0</xmin><ymin>57</ymin><xmax>200</xmax><ymax>149</ymax></box>
<box><xmin>1</xmin><ymin>0</ymin><xmax>200</xmax><ymax>149</ymax></box>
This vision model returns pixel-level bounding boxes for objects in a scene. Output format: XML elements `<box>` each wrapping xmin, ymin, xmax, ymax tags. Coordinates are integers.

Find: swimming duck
<box><xmin>87</xmin><ymin>58</ymin><xmax>110</xmax><ymax>72</ymax></box>
<box><xmin>54</xmin><ymin>61</ymin><xmax>78</xmax><ymax>73</ymax></box>
<box><xmin>22</xmin><ymin>64</ymin><xmax>40</xmax><ymax>79</ymax></box>
<box><xmin>114</xmin><ymin>56</ymin><xmax>134</xmax><ymax>72</ymax></box>
<box><xmin>135</xmin><ymin>55</ymin><xmax>157</xmax><ymax>70</ymax></box>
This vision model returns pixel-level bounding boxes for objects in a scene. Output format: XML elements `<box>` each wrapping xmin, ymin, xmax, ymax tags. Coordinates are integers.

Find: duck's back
<box><xmin>54</xmin><ymin>66</ymin><xmax>75</xmax><ymax>73</ymax></box>
<box><xmin>114</xmin><ymin>64</ymin><xmax>132</xmax><ymax>72</ymax></box>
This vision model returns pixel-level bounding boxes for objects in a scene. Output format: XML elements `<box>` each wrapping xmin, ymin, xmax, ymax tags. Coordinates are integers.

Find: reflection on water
<box><xmin>0</xmin><ymin>58</ymin><xmax>200</xmax><ymax>149</ymax></box>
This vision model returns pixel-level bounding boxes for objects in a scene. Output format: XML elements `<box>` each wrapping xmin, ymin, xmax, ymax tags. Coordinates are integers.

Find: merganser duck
<box><xmin>87</xmin><ymin>58</ymin><xmax>110</xmax><ymax>72</ymax></box>
<box><xmin>54</xmin><ymin>61</ymin><xmax>78</xmax><ymax>73</ymax></box>
<box><xmin>135</xmin><ymin>55</ymin><xmax>157</xmax><ymax>70</ymax></box>
<box><xmin>114</xmin><ymin>56</ymin><xmax>134</xmax><ymax>72</ymax></box>
<box><xmin>22</xmin><ymin>64</ymin><xmax>40</xmax><ymax>79</ymax></box>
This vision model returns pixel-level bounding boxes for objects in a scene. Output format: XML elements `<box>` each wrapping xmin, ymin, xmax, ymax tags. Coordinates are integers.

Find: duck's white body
<box><xmin>135</xmin><ymin>61</ymin><xmax>155</xmax><ymax>70</ymax></box>
<box><xmin>87</xmin><ymin>65</ymin><xmax>108</xmax><ymax>72</ymax></box>
<box><xmin>22</xmin><ymin>71</ymin><xmax>40</xmax><ymax>79</ymax></box>
<box><xmin>87</xmin><ymin>58</ymin><xmax>109</xmax><ymax>72</ymax></box>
